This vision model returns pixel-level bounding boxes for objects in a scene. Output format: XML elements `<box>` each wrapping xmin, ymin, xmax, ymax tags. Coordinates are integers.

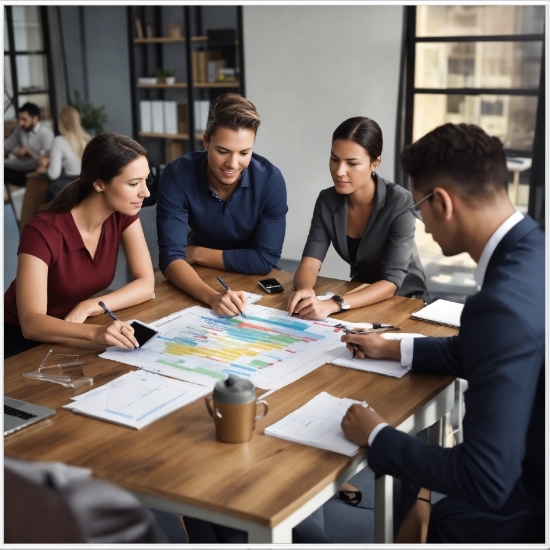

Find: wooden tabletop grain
<box><xmin>4</xmin><ymin>266</ymin><xmax>457</xmax><ymax>528</ymax></box>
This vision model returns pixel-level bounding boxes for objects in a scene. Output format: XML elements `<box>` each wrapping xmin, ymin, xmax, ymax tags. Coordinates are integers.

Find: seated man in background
<box><xmin>341</xmin><ymin>123</ymin><xmax>545</xmax><ymax>543</ymax></box>
<box><xmin>157</xmin><ymin>93</ymin><xmax>287</xmax><ymax>318</ymax></box>
<box><xmin>4</xmin><ymin>102</ymin><xmax>54</xmax><ymax>187</ymax></box>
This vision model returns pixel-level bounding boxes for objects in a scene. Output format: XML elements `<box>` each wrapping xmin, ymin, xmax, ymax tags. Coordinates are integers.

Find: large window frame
<box><xmin>4</xmin><ymin>6</ymin><xmax>56</xmax><ymax>127</ymax></box>
<box><xmin>398</xmin><ymin>6</ymin><xmax>545</xmax><ymax>224</ymax></box>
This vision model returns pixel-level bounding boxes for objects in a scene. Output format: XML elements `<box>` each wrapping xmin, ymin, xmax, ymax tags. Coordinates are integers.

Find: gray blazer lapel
<box><xmin>333</xmin><ymin>194</ymin><xmax>350</xmax><ymax>263</ymax></box>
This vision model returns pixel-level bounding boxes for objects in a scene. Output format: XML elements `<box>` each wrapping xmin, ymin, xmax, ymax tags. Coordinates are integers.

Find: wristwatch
<box><xmin>331</xmin><ymin>295</ymin><xmax>350</xmax><ymax>312</ymax></box>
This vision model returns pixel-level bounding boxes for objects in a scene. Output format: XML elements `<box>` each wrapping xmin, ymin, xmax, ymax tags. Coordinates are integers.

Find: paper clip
<box><xmin>23</xmin><ymin>349</ymin><xmax>92</xmax><ymax>389</ymax></box>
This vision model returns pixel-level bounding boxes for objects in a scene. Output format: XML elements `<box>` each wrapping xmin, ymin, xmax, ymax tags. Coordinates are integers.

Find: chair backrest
<box><xmin>4</xmin><ymin>201</ymin><xmax>20</xmax><ymax>291</ymax></box>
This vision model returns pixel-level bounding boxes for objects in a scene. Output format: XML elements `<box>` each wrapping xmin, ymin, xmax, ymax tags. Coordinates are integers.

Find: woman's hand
<box><xmin>37</xmin><ymin>154</ymin><xmax>50</xmax><ymax>169</ymax></box>
<box><xmin>64</xmin><ymin>299</ymin><xmax>103</xmax><ymax>323</ymax></box>
<box><xmin>288</xmin><ymin>289</ymin><xmax>340</xmax><ymax>320</ymax></box>
<box><xmin>287</xmin><ymin>288</ymin><xmax>315</xmax><ymax>315</ymax></box>
<box><xmin>94</xmin><ymin>320</ymin><xmax>139</xmax><ymax>349</ymax></box>
<box><xmin>208</xmin><ymin>289</ymin><xmax>248</xmax><ymax>317</ymax></box>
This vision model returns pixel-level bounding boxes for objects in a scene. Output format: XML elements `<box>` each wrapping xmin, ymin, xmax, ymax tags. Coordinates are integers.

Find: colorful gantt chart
<box><xmin>100</xmin><ymin>304</ymin><xmax>348</xmax><ymax>389</ymax></box>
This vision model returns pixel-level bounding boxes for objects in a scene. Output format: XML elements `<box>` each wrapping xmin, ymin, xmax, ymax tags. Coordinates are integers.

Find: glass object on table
<box><xmin>23</xmin><ymin>349</ymin><xmax>92</xmax><ymax>389</ymax></box>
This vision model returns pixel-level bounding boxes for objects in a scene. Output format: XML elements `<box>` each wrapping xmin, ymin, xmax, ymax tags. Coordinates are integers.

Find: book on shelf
<box><xmin>139</xmin><ymin>100</ymin><xmax>152</xmax><ymax>133</ymax></box>
<box><xmin>177</xmin><ymin>103</ymin><xmax>188</xmax><ymax>134</ymax></box>
<box><xmin>163</xmin><ymin>101</ymin><xmax>178</xmax><ymax>135</ymax></box>
<box><xmin>134</xmin><ymin>17</ymin><xmax>144</xmax><ymax>39</ymax></box>
<box><xmin>165</xmin><ymin>140</ymin><xmax>184</xmax><ymax>163</ymax></box>
<box><xmin>194</xmin><ymin>100</ymin><xmax>210</xmax><ymax>132</ymax></box>
<box><xmin>151</xmin><ymin>100</ymin><xmax>164</xmax><ymax>134</ymax></box>
<box><xmin>192</xmin><ymin>49</ymin><xmax>224</xmax><ymax>83</ymax></box>
<box><xmin>207</xmin><ymin>59</ymin><xmax>226</xmax><ymax>83</ymax></box>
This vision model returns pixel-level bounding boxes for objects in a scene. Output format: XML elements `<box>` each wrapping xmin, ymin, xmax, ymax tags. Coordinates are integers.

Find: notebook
<box><xmin>4</xmin><ymin>396</ymin><xmax>56</xmax><ymax>436</ymax></box>
<box><xmin>411</xmin><ymin>299</ymin><xmax>464</xmax><ymax>328</ymax></box>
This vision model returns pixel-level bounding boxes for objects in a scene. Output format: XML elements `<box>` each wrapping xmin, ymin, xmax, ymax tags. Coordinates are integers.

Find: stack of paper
<box><xmin>63</xmin><ymin>370</ymin><xmax>210</xmax><ymax>429</ymax></box>
<box><xmin>264</xmin><ymin>392</ymin><xmax>363</xmax><ymax>456</ymax></box>
<box><xmin>330</xmin><ymin>333</ymin><xmax>425</xmax><ymax>378</ymax></box>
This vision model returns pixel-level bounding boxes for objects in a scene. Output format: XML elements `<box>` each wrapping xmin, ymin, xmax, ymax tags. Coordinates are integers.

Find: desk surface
<box><xmin>4</xmin><ymin>267</ymin><xmax>456</xmax><ymax>529</ymax></box>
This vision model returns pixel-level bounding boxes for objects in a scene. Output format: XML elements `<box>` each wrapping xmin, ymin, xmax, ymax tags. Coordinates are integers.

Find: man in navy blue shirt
<box><xmin>157</xmin><ymin>94</ymin><xmax>287</xmax><ymax>316</ymax></box>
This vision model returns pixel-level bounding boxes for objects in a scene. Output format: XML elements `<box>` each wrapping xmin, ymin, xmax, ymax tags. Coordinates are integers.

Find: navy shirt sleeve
<box><xmin>222</xmin><ymin>167</ymin><xmax>287</xmax><ymax>275</ymax></box>
<box><xmin>157</xmin><ymin>161</ymin><xmax>190</xmax><ymax>273</ymax></box>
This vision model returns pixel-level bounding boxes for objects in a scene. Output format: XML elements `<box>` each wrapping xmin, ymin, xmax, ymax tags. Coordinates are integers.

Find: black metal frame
<box><xmin>402</xmin><ymin>6</ymin><xmax>544</xmax><ymax>157</ymax></box>
<box><xmin>399</xmin><ymin>6</ymin><xmax>546</xmax><ymax>221</ymax></box>
<box><xmin>4</xmin><ymin>6</ymin><xmax>56</xmax><ymax>124</ymax></box>
<box><xmin>126</xmin><ymin>5</ymin><xmax>245</xmax><ymax>165</ymax></box>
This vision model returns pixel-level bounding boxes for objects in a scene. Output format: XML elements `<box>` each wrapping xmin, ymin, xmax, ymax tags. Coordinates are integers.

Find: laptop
<box><xmin>4</xmin><ymin>396</ymin><xmax>56</xmax><ymax>436</ymax></box>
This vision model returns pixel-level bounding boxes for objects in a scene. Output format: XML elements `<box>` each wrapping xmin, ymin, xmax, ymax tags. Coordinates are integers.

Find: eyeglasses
<box><xmin>408</xmin><ymin>191</ymin><xmax>434</xmax><ymax>221</ymax></box>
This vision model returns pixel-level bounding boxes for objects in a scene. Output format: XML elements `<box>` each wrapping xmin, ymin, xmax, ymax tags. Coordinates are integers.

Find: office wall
<box><xmin>57</xmin><ymin>6</ymin><xmax>133</xmax><ymax>136</ymax></box>
<box><xmin>243</xmin><ymin>6</ymin><xmax>404</xmax><ymax>279</ymax></box>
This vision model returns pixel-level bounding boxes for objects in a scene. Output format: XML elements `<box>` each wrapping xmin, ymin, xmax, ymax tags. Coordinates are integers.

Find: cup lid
<box><xmin>213</xmin><ymin>375</ymin><xmax>256</xmax><ymax>404</ymax></box>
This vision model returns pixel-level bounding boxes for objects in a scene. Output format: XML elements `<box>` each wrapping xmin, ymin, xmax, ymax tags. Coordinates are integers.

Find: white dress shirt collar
<box><xmin>29</xmin><ymin>121</ymin><xmax>41</xmax><ymax>135</ymax></box>
<box><xmin>473</xmin><ymin>210</ymin><xmax>524</xmax><ymax>288</ymax></box>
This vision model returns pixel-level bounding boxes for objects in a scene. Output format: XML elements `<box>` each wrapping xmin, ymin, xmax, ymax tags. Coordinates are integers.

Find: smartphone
<box><xmin>128</xmin><ymin>320</ymin><xmax>159</xmax><ymax>348</ymax></box>
<box><xmin>258</xmin><ymin>278</ymin><xmax>284</xmax><ymax>294</ymax></box>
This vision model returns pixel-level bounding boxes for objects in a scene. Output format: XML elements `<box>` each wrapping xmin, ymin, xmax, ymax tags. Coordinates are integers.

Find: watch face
<box><xmin>331</xmin><ymin>295</ymin><xmax>344</xmax><ymax>305</ymax></box>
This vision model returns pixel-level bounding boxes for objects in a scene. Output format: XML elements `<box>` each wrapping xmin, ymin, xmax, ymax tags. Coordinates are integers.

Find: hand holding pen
<box><xmin>343</xmin><ymin>325</ymin><xmax>401</xmax><ymax>360</ymax></box>
<box><xmin>215</xmin><ymin>276</ymin><xmax>247</xmax><ymax>318</ymax></box>
<box><xmin>98</xmin><ymin>301</ymin><xmax>139</xmax><ymax>349</ymax></box>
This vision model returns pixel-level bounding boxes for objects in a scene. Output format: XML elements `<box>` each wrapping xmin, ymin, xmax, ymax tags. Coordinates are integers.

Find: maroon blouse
<box><xmin>4</xmin><ymin>210</ymin><xmax>137</xmax><ymax>325</ymax></box>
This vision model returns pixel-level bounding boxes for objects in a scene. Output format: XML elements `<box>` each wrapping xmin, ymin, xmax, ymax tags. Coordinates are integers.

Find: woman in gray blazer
<box><xmin>288</xmin><ymin>117</ymin><xmax>426</xmax><ymax>320</ymax></box>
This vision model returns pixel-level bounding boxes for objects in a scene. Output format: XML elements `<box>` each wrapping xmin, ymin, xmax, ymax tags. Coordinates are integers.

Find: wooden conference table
<box><xmin>4</xmin><ymin>266</ymin><xmax>457</xmax><ymax>543</ymax></box>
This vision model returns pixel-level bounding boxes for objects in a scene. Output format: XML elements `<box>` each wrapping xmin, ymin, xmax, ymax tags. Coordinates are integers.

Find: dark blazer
<box><xmin>302</xmin><ymin>175</ymin><xmax>426</xmax><ymax>296</ymax></box>
<box><xmin>368</xmin><ymin>216</ymin><xmax>545</xmax><ymax>542</ymax></box>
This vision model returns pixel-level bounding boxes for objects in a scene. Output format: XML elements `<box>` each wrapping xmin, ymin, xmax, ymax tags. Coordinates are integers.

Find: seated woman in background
<box><xmin>288</xmin><ymin>116</ymin><xmax>426</xmax><ymax>320</ymax></box>
<box><xmin>19</xmin><ymin>106</ymin><xmax>91</xmax><ymax>228</ymax></box>
<box><xmin>4</xmin><ymin>133</ymin><xmax>155</xmax><ymax>359</ymax></box>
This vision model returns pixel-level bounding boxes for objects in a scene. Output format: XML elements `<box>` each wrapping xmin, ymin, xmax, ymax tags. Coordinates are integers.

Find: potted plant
<box><xmin>72</xmin><ymin>89</ymin><xmax>108</xmax><ymax>136</ymax></box>
<box><xmin>154</xmin><ymin>68</ymin><xmax>176</xmax><ymax>85</ymax></box>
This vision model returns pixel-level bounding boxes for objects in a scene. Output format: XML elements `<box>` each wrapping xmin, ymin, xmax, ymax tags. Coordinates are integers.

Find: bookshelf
<box><xmin>128</xmin><ymin>5</ymin><xmax>245</xmax><ymax>165</ymax></box>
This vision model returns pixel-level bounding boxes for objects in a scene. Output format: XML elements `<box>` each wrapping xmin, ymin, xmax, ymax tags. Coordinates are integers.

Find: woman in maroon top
<box><xmin>4</xmin><ymin>133</ymin><xmax>155</xmax><ymax>358</ymax></box>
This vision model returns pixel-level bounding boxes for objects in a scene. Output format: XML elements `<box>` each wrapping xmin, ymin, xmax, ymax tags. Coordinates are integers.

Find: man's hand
<box><xmin>341</xmin><ymin>403</ymin><xmax>385</xmax><ymax>447</ymax></box>
<box><xmin>341</xmin><ymin>332</ymin><xmax>401</xmax><ymax>360</ymax></box>
<box><xmin>208</xmin><ymin>289</ymin><xmax>248</xmax><ymax>317</ymax></box>
<box><xmin>14</xmin><ymin>146</ymin><xmax>33</xmax><ymax>158</ymax></box>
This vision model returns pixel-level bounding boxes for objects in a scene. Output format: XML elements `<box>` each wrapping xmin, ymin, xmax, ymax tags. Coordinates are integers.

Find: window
<box><xmin>4</xmin><ymin>6</ymin><xmax>54</xmax><ymax>129</ymax></box>
<box><xmin>401</xmin><ymin>6</ymin><xmax>545</xmax><ymax>302</ymax></box>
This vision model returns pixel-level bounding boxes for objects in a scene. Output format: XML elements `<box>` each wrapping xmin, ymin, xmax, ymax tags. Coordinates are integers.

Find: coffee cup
<box><xmin>205</xmin><ymin>376</ymin><xmax>268</xmax><ymax>443</ymax></box>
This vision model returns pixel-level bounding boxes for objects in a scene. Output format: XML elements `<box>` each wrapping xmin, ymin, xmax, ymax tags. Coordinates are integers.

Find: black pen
<box><xmin>216</xmin><ymin>276</ymin><xmax>247</xmax><ymax>318</ymax></box>
<box><xmin>99</xmin><ymin>301</ymin><xmax>119</xmax><ymax>321</ymax></box>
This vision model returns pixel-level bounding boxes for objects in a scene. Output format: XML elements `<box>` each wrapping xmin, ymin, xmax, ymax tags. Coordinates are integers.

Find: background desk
<box><xmin>4</xmin><ymin>267</ymin><xmax>457</xmax><ymax>543</ymax></box>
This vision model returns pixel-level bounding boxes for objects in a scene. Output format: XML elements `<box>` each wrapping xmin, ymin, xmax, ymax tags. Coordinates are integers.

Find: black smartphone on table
<box><xmin>258</xmin><ymin>278</ymin><xmax>284</xmax><ymax>294</ymax></box>
<box><xmin>128</xmin><ymin>320</ymin><xmax>159</xmax><ymax>348</ymax></box>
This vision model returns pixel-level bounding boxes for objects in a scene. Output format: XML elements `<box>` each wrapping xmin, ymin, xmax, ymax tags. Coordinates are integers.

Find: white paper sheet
<box><xmin>264</xmin><ymin>392</ymin><xmax>363</xmax><ymax>456</ymax></box>
<box><xmin>63</xmin><ymin>370</ymin><xmax>210</xmax><ymax>429</ymax></box>
<box><xmin>330</xmin><ymin>333</ymin><xmax>426</xmax><ymax>378</ymax></box>
<box><xmin>100</xmin><ymin>304</ymin><xmax>349</xmax><ymax>390</ymax></box>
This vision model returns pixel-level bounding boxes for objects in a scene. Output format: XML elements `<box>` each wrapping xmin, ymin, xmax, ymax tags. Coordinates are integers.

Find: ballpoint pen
<box><xmin>99</xmin><ymin>301</ymin><xmax>119</xmax><ymax>321</ymax></box>
<box><xmin>216</xmin><ymin>276</ymin><xmax>247</xmax><ymax>318</ymax></box>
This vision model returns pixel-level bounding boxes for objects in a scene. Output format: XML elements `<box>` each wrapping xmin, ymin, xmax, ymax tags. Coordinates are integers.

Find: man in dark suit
<box><xmin>341</xmin><ymin>123</ymin><xmax>545</xmax><ymax>543</ymax></box>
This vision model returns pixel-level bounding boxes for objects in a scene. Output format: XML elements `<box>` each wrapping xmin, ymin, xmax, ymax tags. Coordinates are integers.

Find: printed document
<box><xmin>63</xmin><ymin>370</ymin><xmax>210</xmax><ymax>429</ymax></box>
<box><xmin>264</xmin><ymin>392</ymin><xmax>364</xmax><ymax>456</ymax></box>
<box><xmin>100</xmin><ymin>304</ymin><xmax>349</xmax><ymax>390</ymax></box>
<box><xmin>330</xmin><ymin>333</ymin><xmax>425</xmax><ymax>378</ymax></box>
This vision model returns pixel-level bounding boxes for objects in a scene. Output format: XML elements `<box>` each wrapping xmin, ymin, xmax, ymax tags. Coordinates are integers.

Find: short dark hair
<box><xmin>400</xmin><ymin>123</ymin><xmax>508</xmax><ymax>196</ymax></box>
<box><xmin>19</xmin><ymin>102</ymin><xmax>40</xmax><ymax>118</ymax></box>
<box><xmin>204</xmin><ymin>93</ymin><xmax>261</xmax><ymax>138</ymax></box>
<box><xmin>332</xmin><ymin>117</ymin><xmax>383</xmax><ymax>161</ymax></box>
<box><xmin>40</xmin><ymin>133</ymin><xmax>148</xmax><ymax>214</ymax></box>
